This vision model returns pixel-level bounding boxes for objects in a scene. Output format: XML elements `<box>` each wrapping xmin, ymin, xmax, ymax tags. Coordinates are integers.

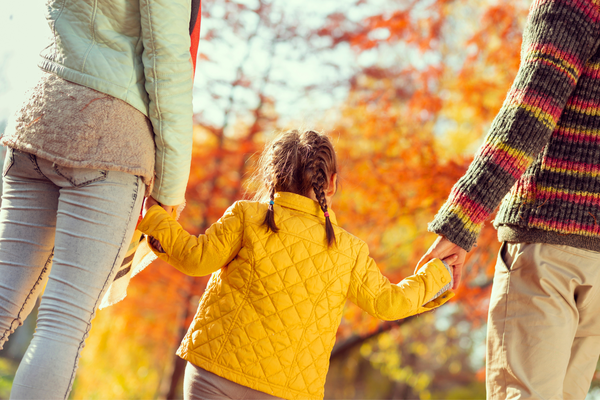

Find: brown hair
<box><xmin>251</xmin><ymin>129</ymin><xmax>338</xmax><ymax>246</ymax></box>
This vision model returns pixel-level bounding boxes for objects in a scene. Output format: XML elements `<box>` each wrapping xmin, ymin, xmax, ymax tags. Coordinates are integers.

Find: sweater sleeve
<box><xmin>139</xmin><ymin>0</ymin><xmax>194</xmax><ymax>206</ymax></box>
<box><xmin>137</xmin><ymin>203</ymin><xmax>245</xmax><ymax>276</ymax></box>
<box><xmin>429</xmin><ymin>0</ymin><xmax>600</xmax><ymax>251</ymax></box>
<box><xmin>347</xmin><ymin>244</ymin><xmax>454</xmax><ymax>321</ymax></box>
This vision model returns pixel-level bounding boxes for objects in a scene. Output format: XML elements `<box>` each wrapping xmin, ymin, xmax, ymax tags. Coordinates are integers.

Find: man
<box><xmin>419</xmin><ymin>0</ymin><xmax>600</xmax><ymax>398</ymax></box>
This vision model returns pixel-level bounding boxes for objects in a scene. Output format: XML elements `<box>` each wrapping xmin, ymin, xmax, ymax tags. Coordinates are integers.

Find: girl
<box><xmin>139</xmin><ymin>129</ymin><xmax>455</xmax><ymax>400</ymax></box>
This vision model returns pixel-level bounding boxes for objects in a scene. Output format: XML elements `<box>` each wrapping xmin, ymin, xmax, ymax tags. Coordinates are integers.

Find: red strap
<box><xmin>190</xmin><ymin>1</ymin><xmax>202</xmax><ymax>76</ymax></box>
<box><xmin>136</xmin><ymin>197</ymin><xmax>146</xmax><ymax>230</ymax></box>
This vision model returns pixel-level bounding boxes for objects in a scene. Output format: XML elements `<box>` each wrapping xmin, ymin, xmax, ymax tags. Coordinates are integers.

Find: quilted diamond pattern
<box><xmin>137</xmin><ymin>192</ymin><xmax>453</xmax><ymax>400</ymax></box>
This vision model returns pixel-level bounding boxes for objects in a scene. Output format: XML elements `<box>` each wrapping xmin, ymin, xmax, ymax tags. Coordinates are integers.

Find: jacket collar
<box><xmin>274</xmin><ymin>192</ymin><xmax>338</xmax><ymax>226</ymax></box>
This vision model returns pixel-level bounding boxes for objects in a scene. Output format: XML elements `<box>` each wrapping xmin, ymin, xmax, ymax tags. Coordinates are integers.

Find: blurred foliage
<box><xmin>326</xmin><ymin>309</ymin><xmax>487</xmax><ymax>399</ymax></box>
<box><xmin>0</xmin><ymin>358</ymin><xmax>17</xmax><ymax>400</ymax></box>
<box><xmin>4</xmin><ymin>0</ymin><xmax>600</xmax><ymax>399</ymax></box>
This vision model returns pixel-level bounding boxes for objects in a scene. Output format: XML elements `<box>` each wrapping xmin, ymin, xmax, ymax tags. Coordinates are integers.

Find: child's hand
<box><xmin>148</xmin><ymin>236</ymin><xmax>166</xmax><ymax>253</ymax></box>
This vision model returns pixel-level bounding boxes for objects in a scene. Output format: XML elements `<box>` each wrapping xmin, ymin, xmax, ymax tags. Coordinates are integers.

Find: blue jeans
<box><xmin>0</xmin><ymin>149</ymin><xmax>144</xmax><ymax>399</ymax></box>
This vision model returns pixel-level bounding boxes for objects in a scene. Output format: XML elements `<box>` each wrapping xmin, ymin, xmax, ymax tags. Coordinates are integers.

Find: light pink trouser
<box><xmin>487</xmin><ymin>242</ymin><xmax>600</xmax><ymax>400</ymax></box>
<box><xmin>184</xmin><ymin>362</ymin><xmax>283</xmax><ymax>400</ymax></box>
<box><xmin>0</xmin><ymin>149</ymin><xmax>144</xmax><ymax>399</ymax></box>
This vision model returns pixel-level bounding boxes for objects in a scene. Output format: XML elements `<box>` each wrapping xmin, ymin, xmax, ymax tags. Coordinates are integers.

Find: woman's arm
<box><xmin>347</xmin><ymin>243</ymin><xmax>454</xmax><ymax>321</ymax></box>
<box><xmin>138</xmin><ymin>203</ymin><xmax>245</xmax><ymax>276</ymax></box>
<box><xmin>139</xmin><ymin>0</ymin><xmax>194</xmax><ymax>206</ymax></box>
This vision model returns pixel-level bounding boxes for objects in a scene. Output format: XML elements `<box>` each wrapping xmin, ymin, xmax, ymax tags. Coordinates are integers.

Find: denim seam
<box><xmin>0</xmin><ymin>249</ymin><xmax>53</xmax><ymax>347</ymax></box>
<box><xmin>63</xmin><ymin>176</ymin><xmax>140</xmax><ymax>399</ymax></box>
<box><xmin>2</xmin><ymin>149</ymin><xmax>14</xmax><ymax>178</ymax></box>
<box><xmin>28</xmin><ymin>154</ymin><xmax>52</xmax><ymax>180</ymax></box>
<box><xmin>53</xmin><ymin>165</ymin><xmax>108</xmax><ymax>188</ymax></box>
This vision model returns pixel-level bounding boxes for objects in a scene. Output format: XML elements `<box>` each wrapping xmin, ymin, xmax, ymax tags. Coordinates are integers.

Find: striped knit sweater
<box><xmin>429</xmin><ymin>0</ymin><xmax>600</xmax><ymax>252</ymax></box>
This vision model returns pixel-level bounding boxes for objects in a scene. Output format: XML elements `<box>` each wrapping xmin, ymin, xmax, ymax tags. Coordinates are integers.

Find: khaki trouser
<box><xmin>487</xmin><ymin>242</ymin><xmax>600</xmax><ymax>400</ymax></box>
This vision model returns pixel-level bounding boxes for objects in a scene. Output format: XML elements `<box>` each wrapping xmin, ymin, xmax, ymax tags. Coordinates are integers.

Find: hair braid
<box><xmin>310</xmin><ymin>139</ymin><xmax>336</xmax><ymax>247</ymax></box>
<box><xmin>252</xmin><ymin>129</ymin><xmax>337</xmax><ymax>246</ymax></box>
<box><xmin>263</xmin><ymin>184</ymin><xmax>279</xmax><ymax>233</ymax></box>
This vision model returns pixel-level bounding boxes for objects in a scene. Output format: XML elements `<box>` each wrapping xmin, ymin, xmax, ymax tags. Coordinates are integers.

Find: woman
<box><xmin>0</xmin><ymin>0</ymin><xmax>201</xmax><ymax>398</ymax></box>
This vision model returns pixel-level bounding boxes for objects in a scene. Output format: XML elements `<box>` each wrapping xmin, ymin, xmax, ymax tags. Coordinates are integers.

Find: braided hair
<box><xmin>250</xmin><ymin>129</ymin><xmax>338</xmax><ymax>247</ymax></box>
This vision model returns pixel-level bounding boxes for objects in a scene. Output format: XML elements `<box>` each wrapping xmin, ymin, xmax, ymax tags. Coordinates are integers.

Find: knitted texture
<box><xmin>430</xmin><ymin>0</ymin><xmax>600</xmax><ymax>251</ymax></box>
<box><xmin>2</xmin><ymin>74</ymin><xmax>155</xmax><ymax>187</ymax></box>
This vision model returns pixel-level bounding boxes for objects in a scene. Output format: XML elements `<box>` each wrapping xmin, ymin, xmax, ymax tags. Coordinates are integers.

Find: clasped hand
<box><xmin>143</xmin><ymin>196</ymin><xmax>172</xmax><ymax>254</ymax></box>
<box><xmin>416</xmin><ymin>235</ymin><xmax>466</xmax><ymax>290</ymax></box>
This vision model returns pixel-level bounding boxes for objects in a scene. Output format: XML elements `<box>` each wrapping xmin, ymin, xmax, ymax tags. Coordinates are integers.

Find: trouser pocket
<box><xmin>53</xmin><ymin>164</ymin><xmax>107</xmax><ymax>187</ymax></box>
<box><xmin>497</xmin><ymin>241</ymin><xmax>523</xmax><ymax>273</ymax></box>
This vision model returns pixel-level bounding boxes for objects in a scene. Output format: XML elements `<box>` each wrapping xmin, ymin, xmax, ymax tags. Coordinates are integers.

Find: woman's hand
<box><xmin>144</xmin><ymin>196</ymin><xmax>174</xmax><ymax>217</ymax></box>
<box><xmin>417</xmin><ymin>235</ymin><xmax>467</xmax><ymax>290</ymax></box>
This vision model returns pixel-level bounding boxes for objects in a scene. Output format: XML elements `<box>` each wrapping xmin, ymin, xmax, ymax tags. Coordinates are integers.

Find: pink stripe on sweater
<box><xmin>556</xmin><ymin>126</ymin><xmax>600</xmax><ymax>144</ymax></box>
<box><xmin>525</xmin><ymin>42</ymin><xmax>583</xmax><ymax>71</ymax></box>
<box><xmin>544</xmin><ymin>157</ymin><xmax>600</xmax><ymax>175</ymax></box>
<box><xmin>480</xmin><ymin>143</ymin><xmax>529</xmax><ymax>180</ymax></box>
<box><xmin>536</xmin><ymin>0</ymin><xmax>600</xmax><ymax>23</ymax></box>
<box><xmin>450</xmin><ymin>191</ymin><xmax>490</xmax><ymax>224</ymax></box>
<box><xmin>529</xmin><ymin>217</ymin><xmax>600</xmax><ymax>234</ymax></box>
<box><xmin>537</xmin><ymin>188</ymin><xmax>600</xmax><ymax>206</ymax></box>
<box><xmin>582</xmin><ymin>63</ymin><xmax>600</xmax><ymax>79</ymax></box>
<box><xmin>509</xmin><ymin>89</ymin><xmax>564</xmax><ymax>121</ymax></box>
<box><xmin>565</xmin><ymin>96</ymin><xmax>600</xmax><ymax>112</ymax></box>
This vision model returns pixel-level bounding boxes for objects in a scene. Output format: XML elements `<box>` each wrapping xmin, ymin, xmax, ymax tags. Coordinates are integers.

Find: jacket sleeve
<box><xmin>139</xmin><ymin>0</ymin><xmax>194</xmax><ymax>206</ymax></box>
<box><xmin>347</xmin><ymin>244</ymin><xmax>454</xmax><ymax>321</ymax></box>
<box><xmin>137</xmin><ymin>203</ymin><xmax>245</xmax><ymax>276</ymax></box>
<box><xmin>428</xmin><ymin>0</ymin><xmax>600</xmax><ymax>251</ymax></box>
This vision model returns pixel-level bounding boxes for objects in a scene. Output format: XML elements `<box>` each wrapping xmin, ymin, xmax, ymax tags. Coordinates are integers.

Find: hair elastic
<box><xmin>269</xmin><ymin>200</ymin><xmax>275</xmax><ymax>206</ymax></box>
<box><xmin>324</xmin><ymin>211</ymin><xmax>330</xmax><ymax>217</ymax></box>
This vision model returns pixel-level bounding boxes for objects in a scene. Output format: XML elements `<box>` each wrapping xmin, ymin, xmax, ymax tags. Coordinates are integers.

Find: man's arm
<box><xmin>429</xmin><ymin>0</ymin><xmax>600</xmax><ymax>253</ymax></box>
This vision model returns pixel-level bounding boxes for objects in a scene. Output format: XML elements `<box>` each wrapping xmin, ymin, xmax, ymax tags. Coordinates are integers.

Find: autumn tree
<box><xmin>67</xmin><ymin>0</ymin><xmax>594</xmax><ymax>399</ymax></box>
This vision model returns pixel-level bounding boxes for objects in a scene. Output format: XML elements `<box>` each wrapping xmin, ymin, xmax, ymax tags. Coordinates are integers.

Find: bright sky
<box><xmin>0</xmin><ymin>1</ymin><xmax>48</xmax><ymax>132</ymax></box>
<box><xmin>0</xmin><ymin>0</ymin><xmax>393</xmax><ymax>134</ymax></box>
<box><xmin>0</xmin><ymin>0</ymin><xmax>354</xmax><ymax>133</ymax></box>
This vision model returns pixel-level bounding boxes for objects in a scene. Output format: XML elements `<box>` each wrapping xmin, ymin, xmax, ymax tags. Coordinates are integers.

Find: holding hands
<box><xmin>417</xmin><ymin>235</ymin><xmax>466</xmax><ymax>290</ymax></box>
<box><xmin>144</xmin><ymin>196</ymin><xmax>174</xmax><ymax>216</ymax></box>
<box><xmin>143</xmin><ymin>196</ymin><xmax>175</xmax><ymax>254</ymax></box>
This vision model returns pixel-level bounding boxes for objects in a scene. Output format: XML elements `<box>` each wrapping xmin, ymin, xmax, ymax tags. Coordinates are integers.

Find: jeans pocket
<box><xmin>53</xmin><ymin>164</ymin><xmax>108</xmax><ymax>188</ymax></box>
<box><xmin>2</xmin><ymin>148</ymin><xmax>14</xmax><ymax>178</ymax></box>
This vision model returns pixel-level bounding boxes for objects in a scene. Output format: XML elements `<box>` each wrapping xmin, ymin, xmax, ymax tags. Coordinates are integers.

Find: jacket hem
<box><xmin>39</xmin><ymin>59</ymin><xmax>149</xmax><ymax>117</ymax></box>
<box><xmin>497</xmin><ymin>225</ymin><xmax>600</xmax><ymax>252</ymax></box>
<box><xmin>1</xmin><ymin>139</ymin><xmax>154</xmax><ymax>187</ymax></box>
<box><xmin>178</xmin><ymin>351</ymin><xmax>322</xmax><ymax>400</ymax></box>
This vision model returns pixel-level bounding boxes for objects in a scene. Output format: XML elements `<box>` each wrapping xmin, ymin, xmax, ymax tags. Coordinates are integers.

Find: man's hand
<box><xmin>417</xmin><ymin>235</ymin><xmax>467</xmax><ymax>290</ymax></box>
<box><xmin>144</xmin><ymin>196</ymin><xmax>174</xmax><ymax>217</ymax></box>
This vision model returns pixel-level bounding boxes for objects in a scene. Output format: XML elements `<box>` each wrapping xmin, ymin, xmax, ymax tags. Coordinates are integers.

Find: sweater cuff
<box><xmin>428</xmin><ymin>211</ymin><xmax>480</xmax><ymax>252</ymax></box>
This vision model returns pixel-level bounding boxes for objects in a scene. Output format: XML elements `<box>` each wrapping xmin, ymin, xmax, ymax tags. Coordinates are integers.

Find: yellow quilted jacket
<box><xmin>138</xmin><ymin>192</ymin><xmax>453</xmax><ymax>400</ymax></box>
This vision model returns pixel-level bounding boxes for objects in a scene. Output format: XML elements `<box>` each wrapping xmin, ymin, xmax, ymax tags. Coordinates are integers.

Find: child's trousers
<box><xmin>486</xmin><ymin>242</ymin><xmax>600</xmax><ymax>399</ymax></box>
<box><xmin>184</xmin><ymin>362</ymin><xmax>284</xmax><ymax>400</ymax></box>
<box><xmin>0</xmin><ymin>149</ymin><xmax>144</xmax><ymax>399</ymax></box>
